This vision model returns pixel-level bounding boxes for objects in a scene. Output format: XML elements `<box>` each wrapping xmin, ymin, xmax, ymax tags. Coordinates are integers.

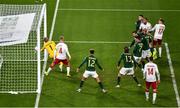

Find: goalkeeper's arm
<box><xmin>40</xmin><ymin>45</ymin><xmax>45</xmax><ymax>52</ymax></box>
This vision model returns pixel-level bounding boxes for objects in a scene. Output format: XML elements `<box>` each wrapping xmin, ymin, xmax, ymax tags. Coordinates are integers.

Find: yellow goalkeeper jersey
<box><xmin>41</xmin><ymin>41</ymin><xmax>56</xmax><ymax>58</ymax></box>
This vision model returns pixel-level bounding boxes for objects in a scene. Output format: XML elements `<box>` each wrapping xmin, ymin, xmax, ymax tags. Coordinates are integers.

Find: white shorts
<box><xmin>142</xmin><ymin>49</ymin><xmax>151</xmax><ymax>59</ymax></box>
<box><xmin>133</xmin><ymin>56</ymin><xmax>142</xmax><ymax>63</ymax></box>
<box><xmin>83</xmin><ymin>70</ymin><xmax>98</xmax><ymax>78</ymax></box>
<box><xmin>119</xmin><ymin>67</ymin><xmax>134</xmax><ymax>75</ymax></box>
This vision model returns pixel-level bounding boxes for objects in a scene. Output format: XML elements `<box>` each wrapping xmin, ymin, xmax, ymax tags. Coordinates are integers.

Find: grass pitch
<box><xmin>0</xmin><ymin>0</ymin><xmax>180</xmax><ymax>107</ymax></box>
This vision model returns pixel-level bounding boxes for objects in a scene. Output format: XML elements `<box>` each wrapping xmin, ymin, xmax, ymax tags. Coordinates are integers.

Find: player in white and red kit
<box><xmin>139</xmin><ymin>17</ymin><xmax>152</xmax><ymax>31</ymax></box>
<box><xmin>143</xmin><ymin>57</ymin><xmax>160</xmax><ymax>104</ymax></box>
<box><xmin>150</xmin><ymin>18</ymin><xmax>165</xmax><ymax>58</ymax></box>
<box><xmin>45</xmin><ymin>36</ymin><xmax>71</xmax><ymax>77</ymax></box>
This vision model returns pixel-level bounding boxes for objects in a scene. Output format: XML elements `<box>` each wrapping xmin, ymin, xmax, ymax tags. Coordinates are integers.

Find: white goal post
<box><xmin>0</xmin><ymin>4</ymin><xmax>47</xmax><ymax>93</ymax></box>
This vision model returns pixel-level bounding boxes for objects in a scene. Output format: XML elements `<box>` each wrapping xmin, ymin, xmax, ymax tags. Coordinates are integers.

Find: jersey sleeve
<box><xmin>40</xmin><ymin>44</ymin><xmax>46</xmax><ymax>51</ymax></box>
<box><xmin>78</xmin><ymin>57</ymin><xmax>87</xmax><ymax>68</ymax></box>
<box><xmin>155</xmin><ymin>64</ymin><xmax>160</xmax><ymax>81</ymax></box>
<box><xmin>65</xmin><ymin>44</ymin><xmax>71</xmax><ymax>58</ymax></box>
<box><xmin>139</xmin><ymin>23</ymin><xmax>143</xmax><ymax>30</ymax></box>
<box><xmin>150</xmin><ymin>24</ymin><xmax>157</xmax><ymax>32</ymax></box>
<box><xmin>117</xmin><ymin>54</ymin><xmax>123</xmax><ymax>66</ymax></box>
<box><xmin>96</xmin><ymin>59</ymin><xmax>103</xmax><ymax>70</ymax></box>
<box><xmin>54</xmin><ymin>44</ymin><xmax>58</xmax><ymax>59</ymax></box>
<box><xmin>143</xmin><ymin>64</ymin><xmax>147</xmax><ymax>79</ymax></box>
<box><xmin>149</xmin><ymin>23</ymin><xmax>152</xmax><ymax>30</ymax></box>
<box><xmin>130</xmin><ymin>39</ymin><xmax>135</xmax><ymax>48</ymax></box>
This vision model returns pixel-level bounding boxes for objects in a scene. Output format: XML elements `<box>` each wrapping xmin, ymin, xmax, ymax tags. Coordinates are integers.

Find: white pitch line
<box><xmin>34</xmin><ymin>0</ymin><xmax>60</xmax><ymax>108</ymax></box>
<box><xmin>165</xmin><ymin>42</ymin><xmax>180</xmax><ymax>108</ymax></box>
<box><xmin>49</xmin><ymin>0</ymin><xmax>60</xmax><ymax>40</ymax></box>
<box><xmin>58</xmin><ymin>8</ymin><xmax>180</xmax><ymax>12</ymax></box>
<box><xmin>63</xmin><ymin>41</ymin><xmax>131</xmax><ymax>44</ymax></box>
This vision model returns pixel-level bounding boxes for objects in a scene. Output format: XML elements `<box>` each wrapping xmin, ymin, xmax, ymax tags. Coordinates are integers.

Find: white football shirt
<box><xmin>143</xmin><ymin>62</ymin><xmax>160</xmax><ymax>82</ymax></box>
<box><xmin>55</xmin><ymin>42</ymin><xmax>71</xmax><ymax>60</ymax></box>
<box><xmin>151</xmin><ymin>24</ymin><xmax>165</xmax><ymax>39</ymax></box>
<box><xmin>139</xmin><ymin>22</ymin><xmax>152</xmax><ymax>31</ymax></box>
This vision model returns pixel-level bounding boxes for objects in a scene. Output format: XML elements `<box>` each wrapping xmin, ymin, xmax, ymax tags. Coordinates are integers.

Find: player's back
<box><xmin>44</xmin><ymin>41</ymin><xmax>56</xmax><ymax>53</ymax></box>
<box><xmin>154</xmin><ymin>24</ymin><xmax>165</xmax><ymax>38</ymax></box>
<box><xmin>144</xmin><ymin>62</ymin><xmax>158</xmax><ymax>82</ymax></box>
<box><xmin>140</xmin><ymin>22</ymin><xmax>152</xmax><ymax>30</ymax></box>
<box><xmin>133</xmin><ymin>42</ymin><xmax>143</xmax><ymax>57</ymax></box>
<box><xmin>121</xmin><ymin>53</ymin><xmax>134</xmax><ymax>68</ymax></box>
<box><xmin>85</xmin><ymin>55</ymin><xmax>99</xmax><ymax>71</ymax></box>
<box><xmin>56</xmin><ymin>42</ymin><xmax>68</xmax><ymax>60</ymax></box>
<box><xmin>141</xmin><ymin>35</ymin><xmax>150</xmax><ymax>50</ymax></box>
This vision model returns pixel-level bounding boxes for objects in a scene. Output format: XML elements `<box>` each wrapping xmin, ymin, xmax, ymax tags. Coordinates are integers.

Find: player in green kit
<box><xmin>140</xmin><ymin>29</ymin><xmax>153</xmax><ymax>68</ymax></box>
<box><xmin>76</xmin><ymin>49</ymin><xmax>107</xmax><ymax>93</ymax></box>
<box><xmin>116</xmin><ymin>46</ymin><xmax>141</xmax><ymax>88</ymax></box>
<box><xmin>133</xmin><ymin>37</ymin><xmax>143</xmax><ymax>71</ymax></box>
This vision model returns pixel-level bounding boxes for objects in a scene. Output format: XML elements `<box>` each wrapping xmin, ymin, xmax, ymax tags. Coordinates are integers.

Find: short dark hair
<box><xmin>144</xmin><ymin>17</ymin><xmax>148</xmax><ymax>20</ymax></box>
<box><xmin>124</xmin><ymin>46</ymin><xmax>129</xmax><ymax>53</ymax></box>
<box><xmin>44</xmin><ymin>37</ymin><xmax>49</xmax><ymax>42</ymax></box>
<box><xmin>149</xmin><ymin>56</ymin><xmax>153</xmax><ymax>61</ymax></box>
<box><xmin>139</xmin><ymin>15</ymin><xmax>144</xmax><ymax>17</ymax></box>
<box><xmin>60</xmin><ymin>36</ymin><xmax>64</xmax><ymax>40</ymax></box>
<box><xmin>89</xmin><ymin>49</ymin><xmax>95</xmax><ymax>54</ymax></box>
<box><xmin>132</xmin><ymin>31</ymin><xmax>137</xmax><ymax>34</ymax></box>
<box><xmin>159</xmin><ymin>18</ymin><xmax>165</xmax><ymax>23</ymax></box>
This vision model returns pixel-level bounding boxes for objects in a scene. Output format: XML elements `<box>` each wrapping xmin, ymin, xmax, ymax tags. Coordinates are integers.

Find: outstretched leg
<box><xmin>77</xmin><ymin>77</ymin><xmax>86</xmax><ymax>92</ymax></box>
<box><xmin>95</xmin><ymin>77</ymin><xmax>106</xmax><ymax>93</ymax></box>
<box><xmin>131</xmin><ymin>75</ymin><xmax>141</xmax><ymax>86</ymax></box>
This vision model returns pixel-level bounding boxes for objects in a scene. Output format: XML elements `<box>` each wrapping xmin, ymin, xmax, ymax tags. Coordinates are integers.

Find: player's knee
<box><xmin>145</xmin><ymin>88</ymin><xmax>149</xmax><ymax>92</ymax></box>
<box><xmin>81</xmin><ymin>77</ymin><xmax>86</xmax><ymax>81</ymax></box>
<box><xmin>132</xmin><ymin>75</ymin><xmax>135</xmax><ymax>77</ymax></box>
<box><xmin>95</xmin><ymin>77</ymin><xmax>101</xmax><ymax>82</ymax></box>
<box><xmin>118</xmin><ymin>73</ymin><xmax>121</xmax><ymax>77</ymax></box>
<box><xmin>50</xmin><ymin>63</ymin><xmax>55</xmax><ymax>68</ymax></box>
<box><xmin>153</xmin><ymin>89</ymin><xmax>157</xmax><ymax>93</ymax></box>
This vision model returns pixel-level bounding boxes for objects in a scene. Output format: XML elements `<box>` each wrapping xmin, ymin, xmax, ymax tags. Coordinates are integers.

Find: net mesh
<box><xmin>0</xmin><ymin>4</ymin><xmax>45</xmax><ymax>93</ymax></box>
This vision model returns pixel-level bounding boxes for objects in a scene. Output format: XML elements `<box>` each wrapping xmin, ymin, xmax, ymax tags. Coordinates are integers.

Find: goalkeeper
<box><xmin>41</xmin><ymin>37</ymin><xmax>63</xmax><ymax>71</ymax></box>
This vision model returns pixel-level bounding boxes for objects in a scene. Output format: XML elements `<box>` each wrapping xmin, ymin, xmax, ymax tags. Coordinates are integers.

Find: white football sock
<box><xmin>153</xmin><ymin>93</ymin><xmax>157</xmax><ymax>103</ymax></box>
<box><xmin>67</xmin><ymin>67</ymin><xmax>70</xmax><ymax>75</ymax></box>
<box><xmin>145</xmin><ymin>92</ymin><xmax>149</xmax><ymax>99</ymax></box>
<box><xmin>154</xmin><ymin>48</ymin><xmax>157</xmax><ymax>52</ymax></box>
<box><xmin>47</xmin><ymin>67</ymin><xmax>52</xmax><ymax>74</ymax></box>
<box><xmin>59</xmin><ymin>64</ymin><xmax>63</xmax><ymax>72</ymax></box>
<box><xmin>159</xmin><ymin>47</ymin><xmax>162</xmax><ymax>57</ymax></box>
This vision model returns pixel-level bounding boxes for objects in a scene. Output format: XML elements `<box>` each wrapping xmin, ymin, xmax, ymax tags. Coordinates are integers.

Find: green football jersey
<box><xmin>133</xmin><ymin>42</ymin><xmax>143</xmax><ymax>57</ymax></box>
<box><xmin>141</xmin><ymin>36</ymin><xmax>150</xmax><ymax>50</ymax></box>
<box><xmin>118</xmin><ymin>53</ymin><xmax>134</xmax><ymax>68</ymax></box>
<box><xmin>78</xmin><ymin>55</ymin><xmax>103</xmax><ymax>71</ymax></box>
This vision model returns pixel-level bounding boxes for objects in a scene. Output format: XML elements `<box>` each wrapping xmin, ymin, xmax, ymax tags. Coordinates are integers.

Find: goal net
<box><xmin>0</xmin><ymin>4</ymin><xmax>47</xmax><ymax>93</ymax></box>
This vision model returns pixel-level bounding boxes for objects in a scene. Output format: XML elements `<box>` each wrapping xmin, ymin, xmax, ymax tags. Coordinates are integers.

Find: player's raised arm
<box><xmin>149</xmin><ymin>24</ymin><xmax>157</xmax><ymax>32</ymax></box>
<box><xmin>40</xmin><ymin>45</ymin><xmax>45</xmax><ymax>52</ymax></box>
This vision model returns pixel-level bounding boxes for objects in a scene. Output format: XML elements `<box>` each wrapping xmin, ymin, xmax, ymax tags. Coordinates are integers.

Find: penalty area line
<box><xmin>58</xmin><ymin>8</ymin><xmax>180</xmax><ymax>12</ymax></box>
<box><xmin>164</xmin><ymin>42</ymin><xmax>180</xmax><ymax>108</ymax></box>
<box><xmin>55</xmin><ymin>40</ymin><xmax>131</xmax><ymax>44</ymax></box>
